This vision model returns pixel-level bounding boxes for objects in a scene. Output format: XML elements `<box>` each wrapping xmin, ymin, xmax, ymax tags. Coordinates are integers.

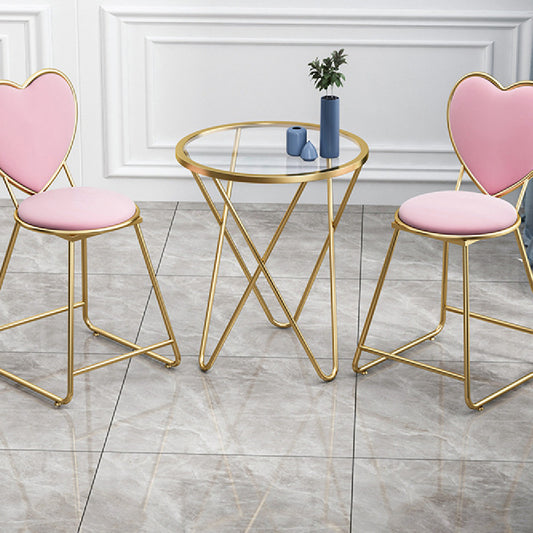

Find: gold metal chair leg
<box><xmin>353</xmin><ymin>228</ymin><xmax>400</xmax><ymax>373</ymax></box>
<box><xmin>55</xmin><ymin>240</ymin><xmax>76</xmax><ymax>406</ymax></box>
<box><xmin>0</xmin><ymin>222</ymin><xmax>20</xmax><ymax>291</ymax></box>
<box><xmin>430</xmin><ymin>241</ymin><xmax>449</xmax><ymax>341</ymax></box>
<box><xmin>134</xmin><ymin>223</ymin><xmax>180</xmax><ymax>367</ymax></box>
<box><xmin>0</xmin><ymin>224</ymin><xmax>74</xmax><ymax>404</ymax></box>
<box><xmin>80</xmin><ymin>232</ymin><xmax>180</xmax><ymax>369</ymax></box>
<box><xmin>461</xmin><ymin>244</ymin><xmax>479</xmax><ymax>410</ymax></box>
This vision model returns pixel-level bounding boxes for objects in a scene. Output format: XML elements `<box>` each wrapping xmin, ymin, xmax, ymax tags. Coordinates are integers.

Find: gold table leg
<box><xmin>196</xmin><ymin>167</ymin><xmax>362</xmax><ymax>381</ymax></box>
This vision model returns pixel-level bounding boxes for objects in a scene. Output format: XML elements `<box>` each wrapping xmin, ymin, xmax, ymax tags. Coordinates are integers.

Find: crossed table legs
<box><xmin>191</xmin><ymin>167</ymin><xmax>362</xmax><ymax>381</ymax></box>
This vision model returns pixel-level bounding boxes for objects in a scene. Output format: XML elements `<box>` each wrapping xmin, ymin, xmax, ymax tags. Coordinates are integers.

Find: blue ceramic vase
<box><xmin>300</xmin><ymin>140</ymin><xmax>318</xmax><ymax>161</ymax></box>
<box><xmin>286</xmin><ymin>126</ymin><xmax>307</xmax><ymax>156</ymax></box>
<box><xmin>320</xmin><ymin>96</ymin><xmax>340</xmax><ymax>158</ymax></box>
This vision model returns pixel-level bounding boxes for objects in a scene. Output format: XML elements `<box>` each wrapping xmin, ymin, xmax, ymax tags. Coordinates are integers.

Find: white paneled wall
<box><xmin>0</xmin><ymin>1</ymin><xmax>532</xmax><ymax>204</ymax></box>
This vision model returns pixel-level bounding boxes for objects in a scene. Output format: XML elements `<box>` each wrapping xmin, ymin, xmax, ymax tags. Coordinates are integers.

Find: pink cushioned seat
<box><xmin>17</xmin><ymin>187</ymin><xmax>137</xmax><ymax>231</ymax></box>
<box><xmin>398</xmin><ymin>190</ymin><xmax>518</xmax><ymax>235</ymax></box>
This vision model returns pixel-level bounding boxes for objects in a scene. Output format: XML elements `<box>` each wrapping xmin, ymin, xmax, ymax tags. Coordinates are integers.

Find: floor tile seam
<box><xmin>350</xmin><ymin>206</ymin><xmax>365</xmax><ymax>532</ymax></box>
<box><xmin>1</xmin><ymin>351</ymin><xmax>529</xmax><ymax>365</ymax></box>
<box><xmin>359</xmin><ymin>276</ymin><xmax>531</xmax><ymax>283</ymax></box>
<box><xmin>155</xmin><ymin>273</ymin><xmax>360</xmax><ymax>281</ymax></box>
<box><xmin>352</xmin><ymin>456</ymin><xmax>533</xmax><ymax>464</ymax></box>
<box><xmin>0</xmin><ymin>448</ymin><xmax>102</xmax><ymax>454</ymax></box>
<box><xmin>98</xmin><ymin>450</ymin><xmax>355</xmax><ymax>460</ymax></box>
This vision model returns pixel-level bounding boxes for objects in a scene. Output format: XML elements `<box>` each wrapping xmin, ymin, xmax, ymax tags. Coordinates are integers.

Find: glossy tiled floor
<box><xmin>1</xmin><ymin>198</ymin><xmax>533</xmax><ymax>532</ymax></box>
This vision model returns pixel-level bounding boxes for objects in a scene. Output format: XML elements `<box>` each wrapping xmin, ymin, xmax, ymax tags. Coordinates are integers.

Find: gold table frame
<box><xmin>176</xmin><ymin>121</ymin><xmax>368</xmax><ymax>381</ymax></box>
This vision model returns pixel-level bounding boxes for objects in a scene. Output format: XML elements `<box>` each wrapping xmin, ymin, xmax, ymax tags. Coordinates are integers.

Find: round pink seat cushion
<box><xmin>398</xmin><ymin>190</ymin><xmax>518</xmax><ymax>235</ymax></box>
<box><xmin>17</xmin><ymin>187</ymin><xmax>137</xmax><ymax>231</ymax></box>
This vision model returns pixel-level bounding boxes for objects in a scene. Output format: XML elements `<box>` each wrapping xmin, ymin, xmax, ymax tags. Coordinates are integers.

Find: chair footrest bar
<box><xmin>473</xmin><ymin>371</ymin><xmax>533</xmax><ymax>408</ymax></box>
<box><xmin>446</xmin><ymin>306</ymin><xmax>533</xmax><ymax>335</ymax></box>
<box><xmin>0</xmin><ymin>366</ymin><xmax>62</xmax><ymax>403</ymax></box>
<box><xmin>360</xmin><ymin>345</ymin><xmax>465</xmax><ymax>381</ymax></box>
<box><xmin>73</xmin><ymin>339</ymin><xmax>175</xmax><ymax>375</ymax></box>
<box><xmin>0</xmin><ymin>302</ymin><xmax>85</xmax><ymax>332</ymax></box>
<box><xmin>85</xmin><ymin>322</ymin><xmax>177</xmax><ymax>365</ymax></box>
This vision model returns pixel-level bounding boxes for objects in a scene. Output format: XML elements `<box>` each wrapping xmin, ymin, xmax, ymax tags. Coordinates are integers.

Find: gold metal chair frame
<box><xmin>176</xmin><ymin>121</ymin><xmax>369</xmax><ymax>381</ymax></box>
<box><xmin>354</xmin><ymin>73</ymin><xmax>533</xmax><ymax>410</ymax></box>
<box><xmin>0</xmin><ymin>69</ymin><xmax>180</xmax><ymax>406</ymax></box>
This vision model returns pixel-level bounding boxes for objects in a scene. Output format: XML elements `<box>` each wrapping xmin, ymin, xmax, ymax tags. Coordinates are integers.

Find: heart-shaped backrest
<box><xmin>0</xmin><ymin>70</ymin><xmax>76</xmax><ymax>194</ymax></box>
<box><xmin>448</xmin><ymin>73</ymin><xmax>533</xmax><ymax>196</ymax></box>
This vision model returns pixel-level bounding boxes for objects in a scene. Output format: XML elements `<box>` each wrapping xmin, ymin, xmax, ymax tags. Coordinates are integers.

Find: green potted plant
<box><xmin>308</xmin><ymin>49</ymin><xmax>347</xmax><ymax>158</ymax></box>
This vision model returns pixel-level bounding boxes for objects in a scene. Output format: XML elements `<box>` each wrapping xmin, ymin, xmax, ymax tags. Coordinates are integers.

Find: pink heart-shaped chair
<box><xmin>354</xmin><ymin>72</ymin><xmax>533</xmax><ymax>410</ymax></box>
<box><xmin>0</xmin><ymin>69</ymin><xmax>180</xmax><ymax>406</ymax></box>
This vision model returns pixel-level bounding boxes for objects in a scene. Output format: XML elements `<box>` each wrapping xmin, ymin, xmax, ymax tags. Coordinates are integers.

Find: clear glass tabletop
<box><xmin>175</xmin><ymin>121</ymin><xmax>369</xmax><ymax>184</ymax></box>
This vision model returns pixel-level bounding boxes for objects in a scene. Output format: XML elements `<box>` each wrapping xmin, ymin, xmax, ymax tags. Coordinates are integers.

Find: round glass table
<box><xmin>175</xmin><ymin>121</ymin><xmax>369</xmax><ymax>381</ymax></box>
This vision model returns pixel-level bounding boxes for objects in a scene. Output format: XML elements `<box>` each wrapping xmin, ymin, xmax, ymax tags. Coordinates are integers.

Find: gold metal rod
<box><xmin>134</xmin><ymin>223</ymin><xmax>181</xmax><ymax>366</ymax></box>
<box><xmin>0</xmin><ymin>367</ymin><xmax>62</xmax><ymax>403</ymax></box>
<box><xmin>514</xmin><ymin>228</ymin><xmax>533</xmax><ymax>294</ymax></box>
<box><xmin>193</xmin><ymin>173</ymin><xmax>287</xmax><ymax>328</ymax></box>
<box><xmin>455</xmin><ymin>165</ymin><xmax>465</xmax><ymax>190</ymax></box>
<box><xmin>294</xmin><ymin>166</ymin><xmax>362</xmax><ymax>322</ymax></box>
<box><xmin>439</xmin><ymin>242</ymin><xmax>449</xmax><ymax>329</ymax></box>
<box><xmin>0</xmin><ymin>222</ymin><xmax>20</xmax><ymax>291</ymax></box>
<box><xmin>59</xmin><ymin>240</ymin><xmax>76</xmax><ymax>406</ymax></box>
<box><xmin>357</xmin><ymin>322</ymin><xmax>449</xmax><ymax>373</ymax></box>
<box><xmin>0</xmin><ymin>302</ymin><xmax>85</xmax><ymax>332</ymax></box>
<box><xmin>2</xmin><ymin>176</ymin><xmax>18</xmax><ymax>208</ymax></box>
<box><xmin>359</xmin><ymin>345</ymin><xmax>465</xmax><ymax>381</ymax></box>
<box><xmin>84</xmin><ymin>323</ymin><xmax>176</xmax><ymax>365</ymax></box>
<box><xmin>446</xmin><ymin>306</ymin><xmax>533</xmax><ymax>335</ymax></box>
<box><xmin>326</xmin><ymin>177</ymin><xmax>339</xmax><ymax>377</ymax></box>
<box><xmin>516</xmin><ymin>180</ymin><xmax>528</xmax><ymax>211</ymax></box>
<box><xmin>471</xmin><ymin>371</ymin><xmax>533</xmax><ymax>409</ymax></box>
<box><xmin>462</xmin><ymin>244</ymin><xmax>477</xmax><ymax>410</ymax></box>
<box><xmin>73</xmin><ymin>340</ymin><xmax>174</xmax><ymax>376</ymax></box>
<box><xmin>207</xmin><ymin>182</ymin><xmax>308</xmax><ymax>363</ymax></box>
<box><xmin>199</xmin><ymin>179</ymin><xmax>234</xmax><ymax>370</ymax></box>
<box><xmin>81</xmin><ymin>238</ymin><xmax>90</xmax><ymax>326</ymax></box>
<box><xmin>62</xmin><ymin>163</ymin><xmax>76</xmax><ymax>187</ymax></box>
<box><xmin>81</xmin><ymin>235</ymin><xmax>178</xmax><ymax>366</ymax></box>
<box><xmin>353</xmin><ymin>228</ymin><xmax>400</xmax><ymax>372</ymax></box>
<box><xmin>213</xmin><ymin>178</ymin><xmax>336</xmax><ymax>380</ymax></box>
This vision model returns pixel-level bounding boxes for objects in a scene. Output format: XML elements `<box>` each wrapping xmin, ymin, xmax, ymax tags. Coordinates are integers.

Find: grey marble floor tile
<box><xmin>138</xmin><ymin>275</ymin><xmax>359</xmax><ymax>360</ymax></box>
<box><xmin>0</xmin><ymin>352</ymin><xmax>126</xmax><ymax>450</ymax></box>
<box><xmin>0</xmin><ymin>450</ymin><xmax>98</xmax><ymax>532</ymax></box>
<box><xmin>357</xmin><ymin>279</ymin><xmax>533</xmax><ymax>364</ymax></box>
<box><xmin>352</xmin><ymin>458</ymin><xmax>533</xmax><ymax>533</ymax></box>
<box><xmin>361</xmin><ymin>211</ymin><xmax>528</xmax><ymax>282</ymax></box>
<box><xmin>0</xmin><ymin>272</ymin><xmax>156</xmax><ymax>355</ymax></box>
<box><xmin>354</xmin><ymin>361</ymin><xmax>533</xmax><ymax>461</ymax></box>
<box><xmin>159</xmin><ymin>206</ymin><xmax>362</xmax><ymax>280</ymax></box>
<box><xmin>80</xmin><ymin>452</ymin><xmax>353</xmax><ymax>532</ymax></box>
<box><xmin>105</xmin><ymin>355</ymin><xmax>355</xmax><ymax>457</ymax></box>
<box><xmin>137</xmin><ymin>200</ymin><xmax>177</xmax><ymax>210</ymax></box>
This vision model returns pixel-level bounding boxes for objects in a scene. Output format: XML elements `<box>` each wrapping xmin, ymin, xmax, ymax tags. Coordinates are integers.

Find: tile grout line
<box><xmin>349</xmin><ymin>205</ymin><xmax>365</xmax><ymax>532</ymax></box>
<box><xmin>76</xmin><ymin>201</ymin><xmax>180</xmax><ymax>532</ymax></box>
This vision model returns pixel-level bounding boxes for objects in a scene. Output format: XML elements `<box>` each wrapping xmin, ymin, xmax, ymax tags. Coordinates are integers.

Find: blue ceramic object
<box><xmin>300</xmin><ymin>140</ymin><xmax>318</xmax><ymax>161</ymax></box>
<box><xmin>320</xmin><ymin>96</ymin><xmax>340</xmax><ymax>158</ymax></box>
<box><xmin>286</xmin><ymin>126</ymin><xmax>307</xmax><ymax>156</ymax></box>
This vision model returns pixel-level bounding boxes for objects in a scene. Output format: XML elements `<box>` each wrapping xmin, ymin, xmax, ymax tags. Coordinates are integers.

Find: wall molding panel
<box><xmin>0</xmin><ymin>7</ymin><xmax>52</xmax><ymax>81</ymax></box>
<box><xmin>98</xmin><ymin>6</ymin><xmax>533</xmax><ymax>202</ymax></box>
